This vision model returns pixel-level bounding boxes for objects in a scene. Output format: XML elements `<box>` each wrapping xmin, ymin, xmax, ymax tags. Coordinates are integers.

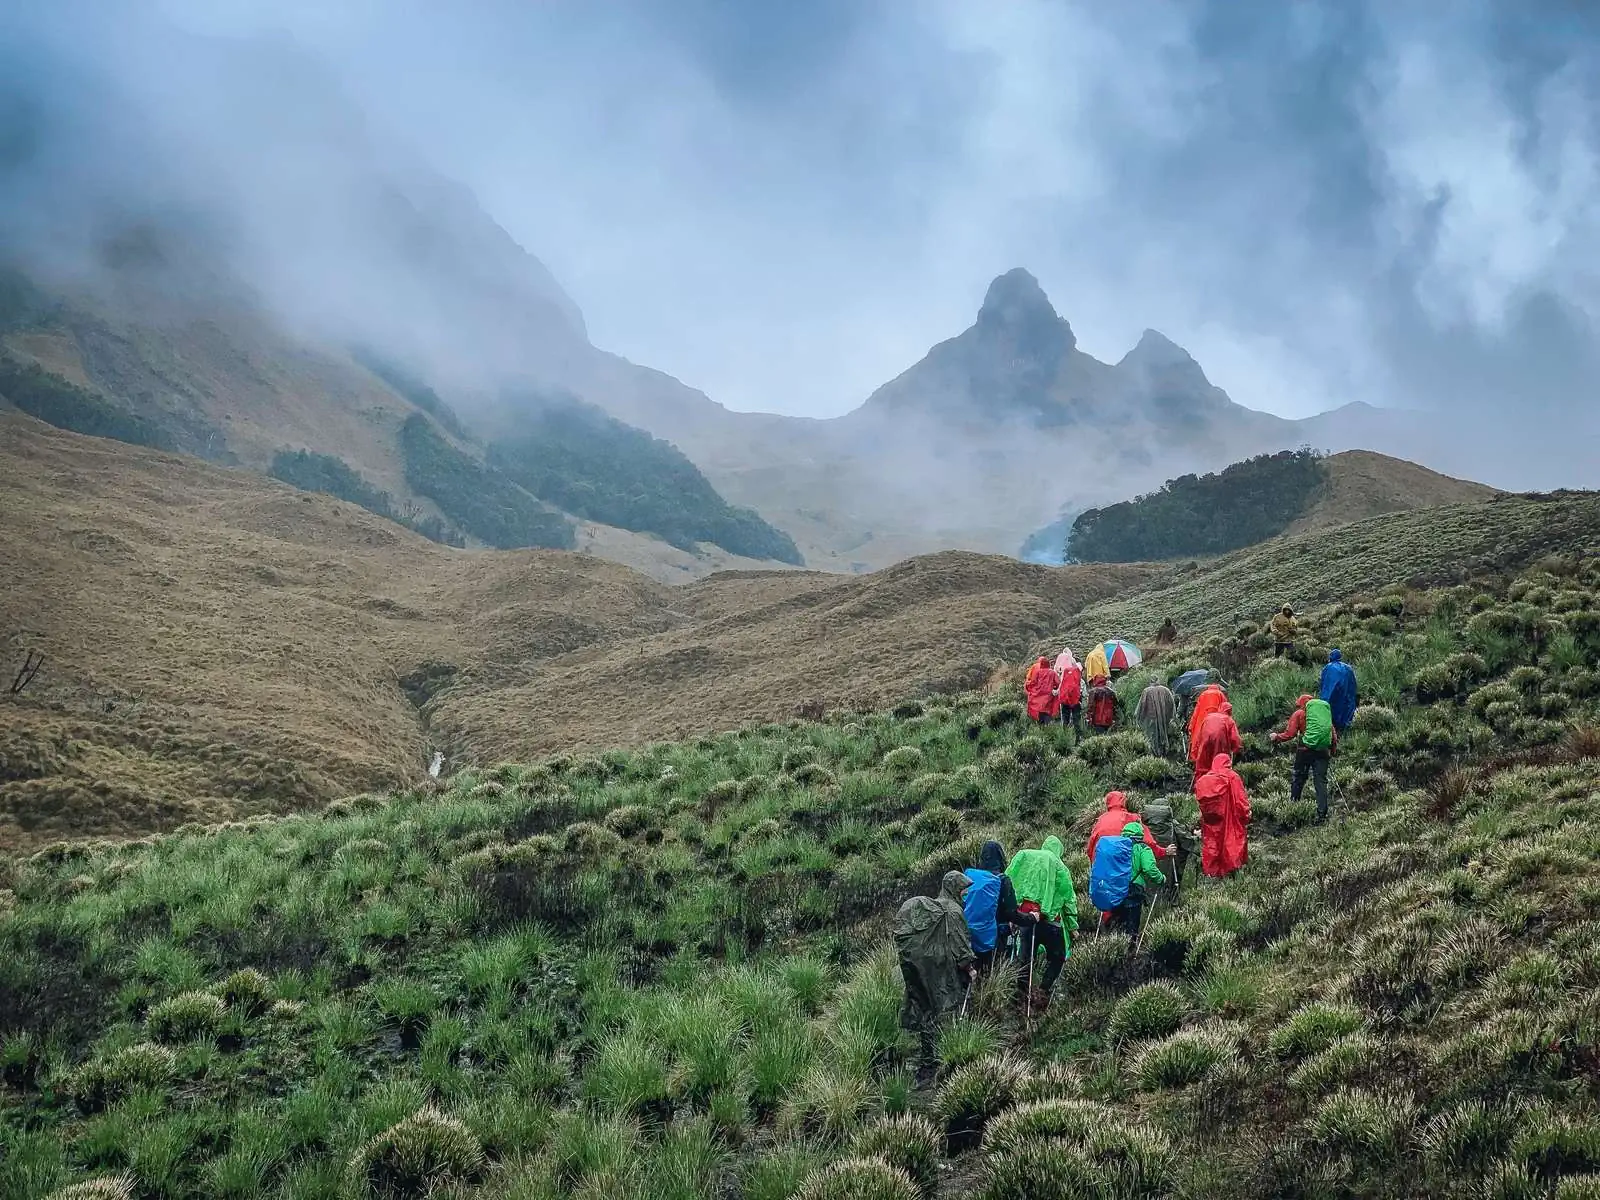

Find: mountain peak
<box><xmin>977</xmin><ymin>268</ymin><xmax>1060</xmax><ymax>325</ymax></box>
<box><xmin>1122</xmin><ymin>328</ymin><xmax>1194</xmax><ymax>367</ymax></box>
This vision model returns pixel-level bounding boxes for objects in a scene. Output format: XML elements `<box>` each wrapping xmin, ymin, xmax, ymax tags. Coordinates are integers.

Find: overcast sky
<box><xmin>12</xmin><ymin>0</ymin><xmax>1600</xmax><ymax>427</ymax></box>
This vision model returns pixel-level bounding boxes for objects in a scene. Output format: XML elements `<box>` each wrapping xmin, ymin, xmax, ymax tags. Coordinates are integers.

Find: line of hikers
<box><xmin>897</xmin><ymin>637</ymin><xmax>1360</xmax><ymax>1075</ymax></box>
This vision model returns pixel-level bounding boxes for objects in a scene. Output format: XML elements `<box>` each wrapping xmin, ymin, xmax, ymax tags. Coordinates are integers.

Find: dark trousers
<box><xmin>1292</xmin><ymin>746</ymin><xmax>1331</xmax><ymax>816</ymax></box>
<box><xmin>1106</xmin><ymin>890</ymin><xmax>1144</xmax><ymax>936</ymax></box>
<box><xmin>1060</xmin><ymin>704</ymin><xmax>1082</xmax><ymax>734</ymax></box>
<box><xmin>1013</xmin><ymin>919</ymin><xmax>1067</xmax><ymax>995</ymax></box>
<box><xmin>1274</xmin><ymin>641</ymin><xmax>1293</xmax><ymax>658</ymax></box>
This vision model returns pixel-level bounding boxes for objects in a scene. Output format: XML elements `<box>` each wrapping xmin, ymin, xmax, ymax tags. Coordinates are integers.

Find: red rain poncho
<box><xmin>1187</xmin><ymin>684</ymin><xmax>1228</xmax><ymax>761</ymax></box>
<box><xmin>1192</xmin><ymin>705</ymin><xmax>1242</xmax><ymax>778</ymax></box>
<box><xmin>1025</xmin><ymin>658</ymin><xmax>1060</xmax><ymax>720</ymax></box>
<box><xmin>1086</xmin><ymin>791</ymin><xmax>1169</xmax><ymax>863</ymax></box>
<box><xmin>1195</xmin><ymin>753</ymin><xmax>1250</xmax><ymax>876</ymax></box>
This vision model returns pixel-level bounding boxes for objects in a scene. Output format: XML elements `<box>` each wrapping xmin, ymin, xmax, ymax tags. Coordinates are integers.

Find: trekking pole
<box><xmin>959</xmin><ymin>976</ymin><xmax>973</xmax><ymax>1020</ymax></box>
<box><xmin>1023</xmin><ymin>943</ymin><xmax>1036</xmax><ymax>1035</ymax></box>
<box><xmin>1134</xmin><ymin>892</ymin><xmax>1161</xmax><ymax>956</ymax></box>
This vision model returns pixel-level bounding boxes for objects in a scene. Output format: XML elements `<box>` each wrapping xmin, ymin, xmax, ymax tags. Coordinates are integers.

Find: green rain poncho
<box><xmin>1122</xmin><ymin>821</ymin><xmax>1166</xmax><ymax>891</ymax></box>
<box><xmin>1136</xmin><ymin>683</ymin><xmax>1178</xmax><ymax>757</ymax></box>
<box><xmin>1005</xmin><ymin>836</ymin><xmax>1079</xmax><ymax>930</ymax></box>
<box><xmin>895</xmin><ymin>872</ymin><xmax>976</xmax><ymax>1038</ymax></box>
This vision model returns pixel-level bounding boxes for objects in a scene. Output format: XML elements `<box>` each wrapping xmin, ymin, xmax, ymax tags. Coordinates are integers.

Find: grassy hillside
<box><xmin>4</xmin><ymin>553</ymin><xmax>1600</xmax><ymax>1198</ymax></box>
<box><xmin>0</xmin><ymin>414</ymin><xmax>1151</xmax><ymax>848</ymax></box>
<box><xmin>1053</xmin><ymin>490</ymin><xmax>1600</xmax><ymax>651</ymax></box>
<box><xmin>1057</xmin><ymin>449</ymin><xmax>1496</xmax><ymax>566</ymax></box>
<box><xmin>490</xmin><ymin>397</ymin><xmax>803</xmax><ymax>566</ymax></box>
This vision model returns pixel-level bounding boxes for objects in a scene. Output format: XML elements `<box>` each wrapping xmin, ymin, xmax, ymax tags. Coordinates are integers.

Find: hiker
<box><xmin>964</xmin><ymin>841</ymin><xmax>1031</xmax><ymax>973</ymax></box>
<box><xmin>1320</xmin><ymin>649</ymin><xmax>1359</xmax><ymax>732</ymax></box>
<box><xmin>1084</xmin><ymin>642</ymin><xmax>1110</xmax><ymax>682</ymax></box>
<box><xmin>1005</xmin><ymin>836</ymin><xmax>1078</xmax><ymax>1011</ymax></box>
<box><xmin>1171</xmin><ymin>668</ymin><xmax>1216</xmax><ymax>725</ymax></box>
<box><xmin>1024</xmin><ymin>656</ymin><xmax>1060</xmax><ymax>724</ymax></box>
<box><xmin>1187</xmin><ymin>683</ymin><xmax>1229</xmax><ymax>763</ymax></box>
<box><xmin>1271</xmin><ymin>605</ymin><xmax>1298</xmax><ymax>657</ymax></box>
<box><xmin>1056</xmin><ymin>650</ymin><xmax>1085</xmax><ymax>737</ymax></box>
<box><xmin>1155</xmin><ymin>617</ymin><xmax>1178</xmax><ymax>646</ymax></box>
<box><xmin>1272</xmin><ymin>693</ymin><xmax>1338</xmax><ymax>821</ymax></box>
<box><xmin>1191</xmin><ymin>701</ymin><xmax>1242</xmax><ymax>782</ymax></box>
<box><xmin>1086</xmin><ymin>791</ymin><xmax>1174</xmax><ymax>865</ymax></box>
<box><xmin>1139</xmin><ymin>796</ymin><xmax>1198</xmax><ymax>898</ymax></box>
<box><xmin>1135</xmin><ymin>679</ymin><xmax>1178</xmax><ymax>757</ymax></box>
<box><xmin>1087</xmin><ymin>674</ymin><xmax>1119</xmax><ymax>734</ymax></box>
<box><xmin>1194</xmin><ymin>753</ymin><xmax>1251</xmax><ymax>877</ymax></box>
<box><xmin>1088</xmin><ymin>817</ymin><xmax>1166</xmax><ymax>938</ymax></box>
<box><xmin>895</xmin><ymin>872</ymin><xmax>977</xmax><ymax>1077</ymax></box>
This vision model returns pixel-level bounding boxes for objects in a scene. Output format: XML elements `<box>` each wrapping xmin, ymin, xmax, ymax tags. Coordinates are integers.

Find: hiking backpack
<box><xmin>1089</xmin><ymin>687</ymin><xmax>1116</xmax><ymax>728</ymax></box>
<box><xmin>1059</xmin><ymin>665</ymin><xmax>1084</xmax><ymax>707</ymax></box>
<box><xmin>962</xmin><ymin>868</ymin><xmax>1003</xmax><ymax>953</ymax></box>
<box><xmin>1302</xmin><ymin>698</ymin><xmax>1334</xmax><ymax>749</ymax></box>
<box><xmin>1088</xmin><ymin>836</ymin><xmax>1134</xmax><ymax>911</ymax></box>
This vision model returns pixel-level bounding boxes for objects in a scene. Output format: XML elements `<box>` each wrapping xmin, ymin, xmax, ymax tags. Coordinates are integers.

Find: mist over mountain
<box><xmin>2</xmin><ymin>4</ymin><xmax>1596</xmax><ymax>578</ymax></box>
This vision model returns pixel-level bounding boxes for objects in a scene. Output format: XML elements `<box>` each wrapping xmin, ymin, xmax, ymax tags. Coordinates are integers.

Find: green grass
<box><xmin>5</xmin><ymin>551</ymin><xmax>1600</xmax><ymax>1195</ymax></box>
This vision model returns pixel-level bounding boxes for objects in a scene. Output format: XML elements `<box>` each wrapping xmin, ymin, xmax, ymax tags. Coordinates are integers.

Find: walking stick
<box><xmin>1135</xmin><ymin>892</ymin><xmax>1161</xmax><ymax>956</ymax></box>
<box><xmin>959</xmin><ymin>976</ymin><xmax>973</xmax><ymax>1020</ymax></box>
<box><xmin>1023</xmin><ymin>935</ymin><xmax>1037</xmax><ymax>1035</ymax></box>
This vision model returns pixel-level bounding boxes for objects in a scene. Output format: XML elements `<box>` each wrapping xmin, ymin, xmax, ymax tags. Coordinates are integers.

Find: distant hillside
<box><xmin>0</xmin><ymin>413</ymin><xmax>1150</xmax><ymax>846</ymax></box>
<box><xmin>1061</xmin><ymin>449</ymin><xmax>1496</xmax><ymax>563</ymax></box>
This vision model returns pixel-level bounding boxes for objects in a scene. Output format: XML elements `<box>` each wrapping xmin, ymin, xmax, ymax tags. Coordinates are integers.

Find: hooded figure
<box><xmin>1087</xmin><ymin>674</ymin><xmax>1119</xmax><ymax>732</ymax></box>
<box><xmin>1320</xmin><ymin>649</ymin><xmax>1359</xmax><ymax>731</ymax></box>
<box><xmin>1187</xmin><ymin>684</ymin><xmax>1229</xmax><ymax>761</ymax></box>
<box><xmin>1140</xmin><ymin>797</ymin><xmax>1198</xmax><ymax>895</ymax></box>
<box><xmin>895</xmin><ymin>872</ymin><xmax>976</xmax><ymax>1069</ymax></box>
<box><xmin>1025</xmin><ymin>656</ymin><xmax>1060</xmax><ymax>722</ymax></box>
<box><xmin>1006</xmin><ymin>837</ymin><xmax>1079</xmax><ymax>1004</ymax></box>
<box><xmin>1086</xmin><ymin>791</ymin><xmax>1170</xmax><ymax>864</ymax></box>
<box><xmin>1135</xmin><ymin>682</ymin><xmax>1178</xmax><ymax>757</ymax></box>
<box><xmin>1054</xmin><ymin>648</ymin><xmax>1078</xmax><ymax>677</ymax></box>
<box><xmin>964</xmin><ymin>841</ymin><xmax>1026</xmax><ymax>969</ymax></box>
<box><xmin>1084</xmin><ymin>643</ymin><xmax>1111</xmax><ymax>681</ymax></box>
<box><xmin>1193</xmin><ymin>702</ymin><xmax>1243</xmax><ymax>780</ymax></box>
<box><xmin>1194</xmin><ymin>754</ymin><xmax>1251</xmax><ymax>877</ymax></box>
<box><xmin>1093</xmin><ymin>818</ymin><xmax>1166</xmax><ymax>936</ymax></box>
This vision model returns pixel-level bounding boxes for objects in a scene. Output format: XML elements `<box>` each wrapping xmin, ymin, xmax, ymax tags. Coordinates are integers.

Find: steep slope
<box><xmin>0</xmin><ymin>414</ymin><xmax>1148</xmax><ymax>846</ymax></box>
<box><xmin>5</xmin><ymin>556</ymin><xmax>1600</xmax><ymax>1199</ymax></box>
<box><xmin>1057</xmin><ymin>449</ymin><xmax>1498</xmax><ymax>564</ymax></box>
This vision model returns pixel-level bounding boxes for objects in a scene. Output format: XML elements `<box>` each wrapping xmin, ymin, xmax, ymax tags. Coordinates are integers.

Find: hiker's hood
<box><xmin>979</xmin><ymin>840</ymin><xmax>1007</xmax><ymax>874</ymax></box>
<box><xmin>1329</xmin><ymin>649</ymin><xmax>1343</xmax><ymax>663</ymax></box>
<box><xmin>1041</xmin><ymin>835</ymin><xmax>1064</xmax><ymax>859</ymax></box>
<box><xmin>1296</xmin><ymin>694</ymin><xmax>1313</xmax><ymax>709</ymax></box>
<box><xmin>939</xmin><ymin>871</ymin><xmax>971</xmax><ymax>903</ymax></box>
<box><xmin>1056</xmin><ymin>648</ymin><xmax>1078</xmax><ymax>671</ymax></box>
<box><xmin>1122</xmin><ymin>820</ymin><xmax>1146</xmax><ymax>839</ymax></box>
<box><xmin>1220</xmin><ymin>702</ymin><xmax>1233</xmax><ymax>716</ymax></box>
<box><xmin>1037</xmin><ymin>656</ymin><xmax>1050</xmax><ymax>667</ymax></box>
<box><xmin>1104</xmin><ymin>791</ymin><xmax>1129</xmax><ymax>813</ymax></box>
<box><xmin>1212</xmin><ymin>753</ymin><xmax>1233</xmax><ymax>772</ymax></box>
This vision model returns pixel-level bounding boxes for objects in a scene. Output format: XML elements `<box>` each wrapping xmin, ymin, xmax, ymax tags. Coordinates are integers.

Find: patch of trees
<box><xmin>0</xmin><ymin>357</ymin><xmax>178</xmax><ymax>452</ymax></box>
<box><xmin>489</xmin><ymin>394</ymin><xmax>803</xmax><ymax>565</ymax></box>
<box><xmin>353</xmin><ymin>349</ymin><xmax>468</xmax><ymax>440</ymax></box>
<box><xmin>399</xmin><ymin>414</ymin><xmax>575</xmax><ymax>551</ymax></box>
<box><xmin>268</xmin><ymin>449</ymin><xmax>467</xmax><ymax>547</ymax></box>
<box><xmin>1067</xmin><ymin>448</ymin><xmax>1327</xmax><ymax>563</ymax></box>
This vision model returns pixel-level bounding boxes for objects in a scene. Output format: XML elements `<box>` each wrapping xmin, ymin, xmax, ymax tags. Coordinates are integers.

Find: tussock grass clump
<box><xmin>850</xmin><ymin>1114</ymin><xmax>942</xmax><ymax>1199</ymax></box>
<box><xmin>936</xmin><ymin>1053</ymin><xmax>1030</xmax><ymax>1152</ymax></box>
<box><xmin>937</xmin><ymin>1017</ymin><xmax>1002</xmax><ymax>1072</ymax></box>
<box><xmin>146</xmin><ymin>990</ymin><xmax>227</xmax><ymax>1042</ymax></box>
<box><xmin>1134</xmin><ymin>1028</ymin><xmax>1238</xmax><ymax>1090</ymax></box>
<box><xmin>982</xmin><ymin>1097</ymin><xmax>1113</xmax><ymax>1156</ymax></box>
<box><xmin>778</xmin><ymin>1065</ymin><xmax>876</xmax><ymax>1142</ymax></box>
<box><xmin>1269</xmin><ymin>1003</ymin><xmax>1364</xmax><ymax>1060</ymax></box>
<box><xmin>219</xmin><ymin>968</ymin><xmax>273</xmax><ymax>1016</ymax></box>
<box><xmin>1106</xmin><ymin>982</ymin><xmax>1186</xmax><ymax>1042</ymax></box>
<box><xmin>1126</xmin><ymin>755</ymin><xmax>1177</xmax><ymax>786</ymax></box>
<box><xmin>44</xmin><ymin>1180</ymin><xmax>136</xmax><ymax>1200</ymax></box>
<box><xmin>1350</xmin><ymin>704</ymin><xmax>1398</xmax><ymax>733</ymax></box>
<box><xmin>795</xmin><ymin>1156</ymin><xmax>918</xmax><ymax>1200</ymax></box>
<box><xmin>1288</xmin><ymin>1034</ymin><xmax>1389</xmax><ymax>1098</ymax></box>
<box><xmin>1302</xmin><ymin>1088</ymin><xmax>1416</xmax><ymax>1161</ymax></box>
<box><xmin>68</xmin><ymin>1043</ymin><xmax>176</xmax><ymax>1111</ymax></box>
<box><xmin>346</xmin><ymin>1107</ymin><xmax>486</xmax><ymax>1198</ymax></box>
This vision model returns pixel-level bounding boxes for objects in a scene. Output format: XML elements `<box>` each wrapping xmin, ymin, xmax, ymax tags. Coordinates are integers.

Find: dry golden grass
<box><xmin>0</xmin><ymin>414</ymin><xmax>1155</xmax><ymax>845</ymax></box>
<box><xmin>1283</xmin><ymin>450</ymin><xmax>1497</xmax><ymax>537</ymax></box>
